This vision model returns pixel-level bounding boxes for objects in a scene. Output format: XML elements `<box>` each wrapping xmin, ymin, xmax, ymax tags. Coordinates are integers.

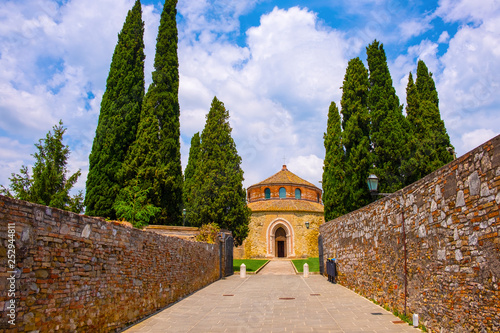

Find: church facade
<box><xmin>235</xmin><ymin>165</ymin><xmax>324</xmax><ymax>259</ymax></box>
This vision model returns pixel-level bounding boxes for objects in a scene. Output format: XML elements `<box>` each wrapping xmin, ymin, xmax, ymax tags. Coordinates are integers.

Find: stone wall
<box><xmin>320</xmin><ymin>135</ymin><xmax>500</xmax><ymax>332</ymax></box>
<box><xmin>0</xmin><ymin>196</ymin><xmax>220</xmax><ymax>332</ymax></box>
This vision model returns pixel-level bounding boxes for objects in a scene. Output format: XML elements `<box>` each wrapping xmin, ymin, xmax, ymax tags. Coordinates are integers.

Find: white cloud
<box><xmin>461</xmin><ymin>129</ymin><xmax>498</xmax><ymax>152</ymax></box>
<box><xmin>436</xmin><ymin>14</ymin><xmax>500</xmax><ymax>156</ymax></box>
<box><xmin>436</xmin><ymin>0</ymin><xmax>500</xmax><ymax>23</ymax></box>
<box><xmin>438</xmin><ymin>31</ymin><xmax>450</xmax><ymax>43</ymax></box>
<box><xmin>398</xmin><ymin>18</ymin><xmax>432</xmax><ymax>40</ymax></box>
<box><xmin>288</xmin><ymin>154</ymin><xmax>324</xmax><ymax>189</ymax></box>
<box><xmin>177</xmin><ymin>6</ymin><xmax>356</xmax><ymax>188</ymax></box>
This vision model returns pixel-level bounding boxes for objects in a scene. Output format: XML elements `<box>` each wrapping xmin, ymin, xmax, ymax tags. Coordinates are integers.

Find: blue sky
<box><xmin>0</xmin><ymin>0</ymin><xmax>499</xmax><ymax>195</ymax></box>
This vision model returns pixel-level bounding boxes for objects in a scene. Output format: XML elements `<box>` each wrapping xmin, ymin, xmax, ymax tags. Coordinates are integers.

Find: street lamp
<box><xmin>305</xmin><ymin>221</ymin><xmax>310</xmax><ymax>229</ymax></box>
<box><xmin>367</xmin><ymin>174</ymin><xmax>408</xmax><ymax>317</ymax></box>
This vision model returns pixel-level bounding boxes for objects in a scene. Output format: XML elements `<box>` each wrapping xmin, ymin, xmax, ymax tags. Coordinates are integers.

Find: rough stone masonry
<box><xmin>0</xmin><ymin>197</ymin><xmax>220</xmax><ymax>332</ymax></box>
<box><xmin>320</xmin><ymin>134</ymin><xmax>500</xmax><ymax>333</ymax></box>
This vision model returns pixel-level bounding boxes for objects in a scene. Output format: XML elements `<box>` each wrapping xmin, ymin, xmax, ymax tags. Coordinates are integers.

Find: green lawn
<box><xmin>233</xmin><ymin>259</ymin><xmax>269</xmax><ymax>272</ymax></box>
<box><xmin>291</xmin><ymin>257</ymin><xmax>320</xmax><ymax>273</ymax></box>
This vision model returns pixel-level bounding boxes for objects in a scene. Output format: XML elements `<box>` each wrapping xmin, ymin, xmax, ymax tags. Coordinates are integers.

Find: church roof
<box><xmin>248</xmin><ymin>199</ymin><xmax>324</xmax><ymax>213</ymax></box>
<box><xmin>249</xmin><ymin>165</ymin><xmax>319</xmax><ymax>189</ymax></box>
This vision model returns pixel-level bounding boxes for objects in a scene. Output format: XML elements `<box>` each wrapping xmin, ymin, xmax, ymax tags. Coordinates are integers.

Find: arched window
<box><xmin>317</xmin><ymin>193</ymin><xmax>320</xmax><ymax>203</ymax></box>
<box><xmin>279</xmin><ymin>187</ymin><xmax>286</xmax><ymax>198</ymax></box>
<box><xmin>264</xmin><ymin>188</ymin><xmax>271</xmax><ymax>199</ymax></box>
<box><xmin>295</xmin><ymin>188</ymin><xmax>301</xmax><ymax>199</ymax></box>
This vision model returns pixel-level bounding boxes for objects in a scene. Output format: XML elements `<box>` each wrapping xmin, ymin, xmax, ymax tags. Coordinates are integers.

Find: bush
<box><xmin>195</xmin><ymin>222</ymin><xmax>220</xmax><ymax>243</ymax></box>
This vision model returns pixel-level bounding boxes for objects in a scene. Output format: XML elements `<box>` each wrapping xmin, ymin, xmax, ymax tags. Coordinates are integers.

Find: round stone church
<box><xmin>235</xmin><ymin>165</ymin><xmax>324</xmax><ymax>259</ymax></box>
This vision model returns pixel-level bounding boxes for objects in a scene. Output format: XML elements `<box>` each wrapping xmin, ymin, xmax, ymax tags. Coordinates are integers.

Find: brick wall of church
<box><xmin>248</xmin><ymin>184</ymin><xmax>321</xmax><ymax>203</ymax></box>
<box><xmin>320</xmin><ymin>135</ymin><xmax>500</xmax><ymax>332</ymax></box>
<box><xmin>0</xmin><ymin>196</ymin><xmax>220</xmax><ymax>332</ymax></box>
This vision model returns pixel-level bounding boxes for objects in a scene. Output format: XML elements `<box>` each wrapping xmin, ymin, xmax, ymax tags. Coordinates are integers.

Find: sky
<box><xmin>0</xmin><ymin>0</ymin><xmax>499</xmax><ymax>196</ymax></box>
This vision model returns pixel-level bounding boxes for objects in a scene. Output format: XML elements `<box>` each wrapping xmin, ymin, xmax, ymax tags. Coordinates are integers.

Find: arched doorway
<box><xmin>266</xmin><ymin>218</ymin><xmax>295</xmax><ymax>258</ymax></box>
<box><xmin>275</xmin><ymin>227</ymin><xmax>287</xmax><ymax>257</ymax></box>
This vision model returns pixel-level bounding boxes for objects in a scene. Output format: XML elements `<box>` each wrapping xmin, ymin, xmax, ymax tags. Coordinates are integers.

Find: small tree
<box><xmin>113</xmin><ymin>178</ymin><xmax>161</xmax><ymax>228</ymax></box>
<box><xmin>195</xmin><ymin>222</ymin><xmax>221</xmax><ymax>244</ymax></box>
<box><xmin>1</xmin><ymin>121</ymin><xmax>84</xmax><ymax>213</ymax></box>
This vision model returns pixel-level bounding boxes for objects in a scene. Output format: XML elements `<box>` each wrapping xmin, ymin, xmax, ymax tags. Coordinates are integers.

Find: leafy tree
<box><xmin>340</xmin><ymin>57</ymin><xmax>372</xmax><ymax>211</ymax></box>
<box><xmin>113</xmin><ymin>178</ymin><xmax>161</xmax><ymax>228</ymax></box>
<box><xmin>404</xmin><ymin>60</ymin><xmax>454</xmax><ymax>183</ymax></box>
<box><xmin>118</xmin><ymin>0</ymin><xmax>183</xmax><ymax>225</ymax></box>
<box><xmin>367</xmin><ymin>40</ymin><xmax>408</xmax><ymax>193</ymax></box>
<box><xmin>85</xmin><ymin>0</ymin><xmax>145</xmax><ymax>219</ymax></box>
<box><xmin>183</xmin><ymin>132</ymin><xmax>200</xmax><ymax>221</ymax></box>
<box><xmin>187</xmin><ymin>97</ymin><xmax>250</xmax><ymax>245</ymax></box>
<box><xmin>322</xmin><ymin>101</ymin><xmax>347</xmax><ymax>221</ymax></box>
<box><xmin>1</xmin><ymin>121</ymin><xmax>83</xmax><ymax>213</ymax></box>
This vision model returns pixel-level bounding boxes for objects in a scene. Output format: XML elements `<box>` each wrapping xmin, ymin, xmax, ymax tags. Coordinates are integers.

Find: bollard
<box><xmin>303</xmin><ymin>263</ymin><xmax>309</xmax><ymax>278</ymax></box>
<box><xmin>413</xmin><ymin>314</ymin><xmax>418</xmax><ymax>327</ymax></box>
<box><xmin>240</xmin><ymin>263</ymin><xmax>246</xmax><ymax>278</ymax></box>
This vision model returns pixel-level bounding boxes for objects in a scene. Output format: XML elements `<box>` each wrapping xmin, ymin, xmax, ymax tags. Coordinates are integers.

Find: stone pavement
<box><xmin>258</xmin><ymin>259</ymin><xmax>296</xmax><ymax>275</ymax></box>
<box><xmin>123</xmin><ymin>261</ymin><xmax>421</xmax><ymax>333</ymax></box>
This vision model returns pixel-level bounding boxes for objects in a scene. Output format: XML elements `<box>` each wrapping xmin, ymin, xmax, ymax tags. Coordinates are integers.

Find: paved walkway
<box><xmin>258</xmin><ymin>259</ymin><xmax>296</xmax><ymax>275</ymax></box>
<box><xmin>123</xmin><ymin>265</ymin><xmax>420</xmax><ymax>333</ymax></box>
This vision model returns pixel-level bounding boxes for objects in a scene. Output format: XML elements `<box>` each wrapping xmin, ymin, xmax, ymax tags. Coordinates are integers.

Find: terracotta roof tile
<box><xmin>250</xmin><ymin>165</ymin><xmax>318</xmax><ymax>189</ymax></box>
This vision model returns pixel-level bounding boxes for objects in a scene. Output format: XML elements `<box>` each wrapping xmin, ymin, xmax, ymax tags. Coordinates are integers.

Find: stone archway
<box><xmin>266</xmin><ymin>218</ymin><xmax>295</xmax><ymax>258</ymax></box>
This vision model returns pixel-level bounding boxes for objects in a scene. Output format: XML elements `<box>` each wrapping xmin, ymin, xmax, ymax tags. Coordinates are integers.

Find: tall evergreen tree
<box><xmin>85</xmin><ymin>0</ymin><xmax>145</xmax><ymax>219</ymax></box>
<box><xmin>404</xmin><ymin>60</ymin><xmax>453</xmax><ymax>183</ymax></box>
<box><xmin>188</xmin><ymin>97</ymin><xmax>250</xmax><ymax>245</ymax></box>
<box><xmin>118</xmin><ymin>0</ymin><xmax>183</xmax><ymax>225</ymax></box>
<box><xmin>183</xmin><ymin>132</ymin><xmax>200</xmax><ymax>219</ymax></box>
<box><xmin>1</xmin><ymin>121</ymin><xmax>83</xmax><ymax>213</ymax></box>
<box><xmin>322</xmin><ymin>101</ymin><xmax>347</xmax><ymax>221</ymax></box>
<box><xmin>340</xmin><ymin>58</ymin><xmax>372</xmax><ymax>211</ymax></box>
<box><xmin>367</xmin><ymin>40</ymin><xmax>408</xmax><ymax>193</ymax></box>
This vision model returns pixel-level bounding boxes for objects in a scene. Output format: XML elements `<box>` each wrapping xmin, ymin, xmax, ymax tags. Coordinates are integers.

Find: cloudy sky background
<box><xmin>0</xmin><ymin>0</ymin><xmax>499</xmax><ymax>196</ymax></box>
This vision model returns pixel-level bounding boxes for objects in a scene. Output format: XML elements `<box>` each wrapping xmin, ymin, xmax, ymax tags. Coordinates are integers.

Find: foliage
<box><xmin>405</xmin><ymin>60</ymin><xmax>454</xmax><ymax>184</ymax></box>
<box><xmin>195</xmin><ymin>222</ymin><xmax>221</xmax><ymax>244</ymax></box>
<box><xmin>367</xmin><ymin>40</ymin><xmax>408</xmax><ymax>193</ymax></box>
<box><xmin>85</xmin><ymin>0</ymin><xmax>145</xmax><ymax>219</ymax></box>
<box><xmin>113</xmin><ymin>179</ymin><xmax>161</xmax><ymax>228</ymax></box>
<box><xmin>340</xmin><ymin>57</ymin><xmax>372</xmax><ymax>212</ymax></box>
<box><xmin>322</xmin><ymin>101</ymin><xmax>347</xmax><ymax>221</ymax></box>
<box><xmin>1</xmin><ymin>121</ymin><xmax>83</xmax><ymax>213</ymax></box>
<box><xmin>187</xmin><ymin>97</ymin><xmax>251</xmax><ymax>246</ymax></box>
<box><xmin>183</xmin><ymin>132</ymin><xmax>200</xmax><ymax>222</ymax></box>
<box><xmin>118</xmin><ymin>0</ymin><xmax>183</xmax><ymax>225</ymax></box>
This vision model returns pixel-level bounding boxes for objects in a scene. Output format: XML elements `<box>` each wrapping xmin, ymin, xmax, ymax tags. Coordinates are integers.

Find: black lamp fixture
<box><xmin>305</xmin><ymin>221</ymin><xmax>310</xmax><ymax>229</ymax></box>
<box><xmin>367</xmin><ymin>174</ymin><xmax>379</xmax><ymax>196</ymax></box>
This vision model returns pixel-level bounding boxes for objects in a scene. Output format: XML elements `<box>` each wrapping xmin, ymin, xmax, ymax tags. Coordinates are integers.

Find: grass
<box><xmin>291</xmin><ymin>257</ymin><xmax>320</xmax><ymax>272</ymax></box>
<box><xmin>233</xmin><ymin>259</ymin><xmax>269</xmax><ymax>272</ymax></box>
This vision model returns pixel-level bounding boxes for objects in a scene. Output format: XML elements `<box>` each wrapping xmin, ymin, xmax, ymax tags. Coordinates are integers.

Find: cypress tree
<box><xmin>183</xmin><ymin>132</ymin><xmax>200</xmax><ymax>222</ymax></box>
<box><xmin>340</xmin><ymin>58</ymin><xmax>372</xmax><ymax>211</ymax></box>
<box><xmin>187</xmin><ymin>97</ymin><xmax>250</xmax><ymax>245</ymax></box>
<box><xmin>367</xmin><ymin>40</ymin><xmax>408</xmax><ymax>193</ymax></box>
<box><xmin>118</xmin><ymin>0</ymin><xmax>183</xmax><ymax>225</ymax></box>
<box><xmin>322</xmin><ymin>101</ymin><xmax>347</xmax><ymax>221</ymax></box>
<box><xmin>405</xmin><ymin>60</ymin><xmax>454</xmax><ymax>183</ymax></box>
<box><xmin>85</xmin><ymin>0</ymin><xmax>145</xmax><ymax>219</ymax></box>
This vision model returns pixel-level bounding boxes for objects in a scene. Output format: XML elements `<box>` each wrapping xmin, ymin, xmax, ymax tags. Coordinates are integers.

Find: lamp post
<box><xmin>367</xmin><ymin>174</ymin><xmax>408</xmax><ymax>317</ymax></box>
